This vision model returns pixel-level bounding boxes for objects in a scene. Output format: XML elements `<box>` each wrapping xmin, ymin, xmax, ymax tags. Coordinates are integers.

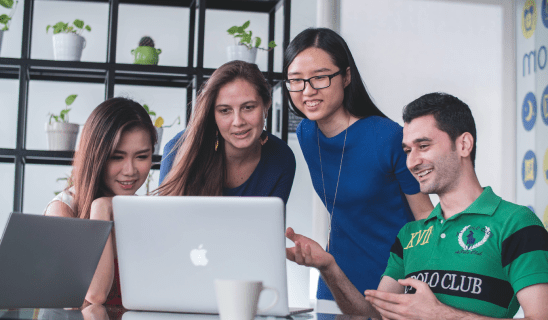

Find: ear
<box><xmin>456</xmin><ymin>132</ymin><xmax>474</xmax><ymax>159</ymax></box>
<box><xmin>344</xmin><ymin>67</ymin><xmax>351</xmax><ymax>88</ymax></box>
<box><xmin>264</xmin><ymin>104</ymin><xmax>271</xmax><ymax>118</ymax></box>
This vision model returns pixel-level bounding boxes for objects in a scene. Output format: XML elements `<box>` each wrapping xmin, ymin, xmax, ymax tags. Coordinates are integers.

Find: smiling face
<box><xmin>402</xmin><ymin>115</ymin><xmax>461</xmax><ymax>195</ymax></box>
<box><xmin>103</xmin><ymin>127</ymin><xmax>153</xmax><ymax>195</ymax></box>
<box><xmin>214</xmin><ymin>78</ymin><xmax>267</xmax><ymax>155</ymax></box>
<box><xmin>287</xmin><ymin>47</ymin><xmax>350</xmax><ymax>124</ymax></box>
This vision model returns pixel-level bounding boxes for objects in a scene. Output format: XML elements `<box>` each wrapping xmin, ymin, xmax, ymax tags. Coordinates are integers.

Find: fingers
<box><xmin>285</xmin><ymin>227</ymin><xmax>295</xmax><ymax>241</ymax></box>
<box><xmin>397</xmin><ymin>278</ymin><xmax>428</xmax><ymax>292</ymax></box>
<box><xmin>286</xmin><ymin>247</ymin><xmax>296</xmax><ymax>262</ymax></box>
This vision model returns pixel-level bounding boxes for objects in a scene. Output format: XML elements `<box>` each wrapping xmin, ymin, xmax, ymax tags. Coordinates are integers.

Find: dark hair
<box><xmin>70</xmin><ymin>97</ymin><xmax>157</xmax><ymax>219</ymax></box>
<box><xmin>283</xmin><ymin>28</ymin><xmax>386</xmax><ymax>119</ymax></box>
<box><xmin>402</xmin><ymin>92</ymin><xmax>477</xmax><ymax>166</ymax></box>
<box><xmin>157</xmin><ymin>60</ymin><xmax>271</xmax><ymax>196</ymax></box>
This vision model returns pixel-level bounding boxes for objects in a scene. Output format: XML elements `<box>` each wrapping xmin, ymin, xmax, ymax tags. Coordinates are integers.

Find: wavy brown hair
<box><xmin>157</xmin><ymin>60</ymin><xmax>271</xmax><ymax>196</ymax></box>
<box><xmin>68</xmin><ymin>97</ymin><xmax>157</xmax><ymax>219</ymax></box>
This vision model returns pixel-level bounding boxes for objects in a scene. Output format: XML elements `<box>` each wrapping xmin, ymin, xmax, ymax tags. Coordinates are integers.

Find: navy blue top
<box><xmin>296</xmin><ymin>116</ymin><xmax>421</xmax><ymax>300</ymax></box>
<box><xmin>159</xmin><ymin>131</ymin><xmax>296</xmax><ymax>204</ymax></box>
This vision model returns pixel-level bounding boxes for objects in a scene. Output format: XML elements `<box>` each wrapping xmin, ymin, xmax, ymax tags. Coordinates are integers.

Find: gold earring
<box><xmin>215</xmin><ymin>131</ymin><xmax>219</xmax><ymax>151</ymax></box>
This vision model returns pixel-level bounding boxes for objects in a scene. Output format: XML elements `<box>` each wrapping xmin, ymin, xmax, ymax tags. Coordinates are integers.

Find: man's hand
<box><xmin>364</xmin><ymin>278</ymin><xmax>444</xmax><ymax>320</ymax></box>
<box><xmin>285</xmin><ymin>227</ymin><xmax>335</xmax><ymax>271</ymax></box>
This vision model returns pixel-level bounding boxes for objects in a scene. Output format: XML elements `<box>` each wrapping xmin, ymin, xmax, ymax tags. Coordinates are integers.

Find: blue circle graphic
<box><xmin>543</xmin><ymin>84</ymin><xmax>548</xmax><ymax>126</ymax></box>
<box><xmin>522</xmin><ymin>92</ymin><xmax>537</xmax><ymax>131</ymax></box>
<box><xmin>527</xmin><ymin>205</ymin><xmax>535</xmax><ymax>213</ymax></box>
<box><xmin>543</xmin><ymin>0</ymin><xmax>548</xmax><ymax>28</ymax></box>
<box><xmin>522</xmin><ymin>150</ymin><xmax>537</xmax><ymax>190</ymax></box>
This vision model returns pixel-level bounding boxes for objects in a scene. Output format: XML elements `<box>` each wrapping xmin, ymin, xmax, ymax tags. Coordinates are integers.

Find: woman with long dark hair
<box><xmin>158</xmin><ymin>61</ymin><xmax>296</xmax><ymax>203</ymax></box>
<box><xmin>44</xmin><ymin>97</ymin><xmax>157</xmax><ymax>305</ymax></box>
<box><xmin>283</xmin><ymin>28</ymin><xmax>433</xmax><ymax>310</ymax></box>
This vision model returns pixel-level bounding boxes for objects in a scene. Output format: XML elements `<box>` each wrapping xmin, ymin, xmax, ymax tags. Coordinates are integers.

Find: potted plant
<box><xmin>226</xmin><ymin>20</ymin><xmax>276</xmax><ymax>64</ymax></box>
<box><xmin>0</xmin><ymin>0</ymin><xmax>18</xmax><ymax>55</ymax></box>
<box><xmin>46</xmin><ymin>94</ymin><xmax>80</xmax><ymax>151</ymax></box>
<box><xmin>143</xmin><ymin>104</ymin><xmax>180</xmax><ymax>155</ymax></box>
<box><xmin>46</xmin><ymin>19</ymin><xmax>91</xmax><ymax>61</ymax></box>
<box><xmin>131</xmin><ymin>36</ymin><xmax>162</xmax><ymax>65</ymax></box>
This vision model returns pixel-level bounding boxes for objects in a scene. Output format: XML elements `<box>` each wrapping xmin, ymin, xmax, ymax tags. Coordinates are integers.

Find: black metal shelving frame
<box><xmin>0</xmin><ymin>0</ymin><xmax>291</xmax><ymax>213</ymax></box>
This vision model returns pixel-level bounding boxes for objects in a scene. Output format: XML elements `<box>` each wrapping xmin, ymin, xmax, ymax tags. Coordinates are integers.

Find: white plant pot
<box><xmin>154</xmin><ymin>127</ymin><xmax>163</xmax><ymax>155</ymax></box>
<box><xmin>52</xmin><ymin>33</ymin><xmax>86</xmax><ymax>61</ymax></box>
<box><xmin>0</xmin><ymin>30</ymin><xmax>4</xmax><ymax>56</ymax></box>
<box><xmin>45</xmin><ymin>122</ymin><xmax>80</xmax><ymax>151</ymax></box>
<box><xmin>226</xmin><ymin>45</ymin><xmax>257</xmax><ymax>64</ymax></box>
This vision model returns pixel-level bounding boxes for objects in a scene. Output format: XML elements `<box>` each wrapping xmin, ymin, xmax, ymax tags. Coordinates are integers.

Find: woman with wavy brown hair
<box><xmin>44</xmin><ymin>97</ymin><xmax>157</xmax><ymax>305</ymax></box>
<box><xmin>158</xmin><ymin>60</ymin><xmax>296</xmax><ymax>204</ymax></box>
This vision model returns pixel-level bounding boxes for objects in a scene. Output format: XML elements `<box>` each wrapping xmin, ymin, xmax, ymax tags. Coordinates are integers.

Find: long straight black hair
<box><xmin>283</xmin><ymin>28</ymin><xmax>387</xmax><ymax>119</ymax></box>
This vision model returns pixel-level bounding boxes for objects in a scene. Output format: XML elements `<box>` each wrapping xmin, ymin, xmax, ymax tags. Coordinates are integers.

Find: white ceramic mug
<box><xmin>214</xmin><ymin>279</ymin><xmax>279</xmax><ymax>320</ymax></box>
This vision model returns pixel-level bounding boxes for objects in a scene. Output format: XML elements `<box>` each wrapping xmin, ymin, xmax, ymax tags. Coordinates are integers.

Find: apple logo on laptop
<box><xmin>190</xmin><ymin>244</ymin><xmax>208</xmax><ymax>266</ymax></box>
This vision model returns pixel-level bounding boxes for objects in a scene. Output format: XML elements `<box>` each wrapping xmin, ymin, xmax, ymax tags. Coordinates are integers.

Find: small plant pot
<box><xmin>226</xmin><ymin>45</ymin><xmax>257</xmax><ymax>64</ymax></box>
<box><xmin>52</xmin><ymin>33</ymin><xmax>86</xmax><ymax>61</ymax></box>
<box><xmin>154</xmin><ymin>127</ymin><xmax>163</xmax><ymax>155</ymax></box>
<box><xmin>0</xmin><ymin>30</ymin><xmax>4</xmax><ymax>56</ymax></box>
<box><xmin>45</xmin><ymin>122</ymin><xmax>80</xmax><ymax>151</ymax></box>
<box><xmin>131</xmin><ymin>46</ymin><xmax>162</xmax><ymax>65</ymax></box>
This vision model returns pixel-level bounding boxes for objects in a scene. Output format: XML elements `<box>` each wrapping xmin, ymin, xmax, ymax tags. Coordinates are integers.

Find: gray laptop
<box><xmin>0</xmin><ymin>212</ymin><xmax>113</xmax><ymax>308</ymax></box>
<box><xmin>113</xmin><ymin>196</ymin><xmax>313</xmax><ymax>317</ymax></box>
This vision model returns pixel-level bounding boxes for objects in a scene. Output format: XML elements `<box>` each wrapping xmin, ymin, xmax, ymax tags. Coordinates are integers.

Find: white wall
<box><xmin>340</xmin><ymin>0</ymin><xmax>516</xmax><ymax>202</ymax></box>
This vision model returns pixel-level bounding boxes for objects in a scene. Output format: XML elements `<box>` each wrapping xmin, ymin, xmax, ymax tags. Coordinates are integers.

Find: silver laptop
<box><xmin>113</xmin><ymin>196</ymin><xmax>313</xmax><ymax>316</ymax></box>
<box><xmin>0</xmin><ymin>212</ymin><xmax>113</xmax><ymax>308</ymax></box>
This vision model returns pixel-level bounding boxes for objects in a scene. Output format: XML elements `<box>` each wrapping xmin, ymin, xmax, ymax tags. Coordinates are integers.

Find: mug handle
<box><xmin>157</xmin><ymin>48</ymin><xmax>162</xmax><ymax>54</ymax></box>
<box><xmin>257</xmin><ymin>286</ymin><xmax>279</xmax><ymax>313</ymax></box>
<box><xmin>82</xmin><ymin>37</ymin><xmax>86</xmax><ymax>49</ymax></box>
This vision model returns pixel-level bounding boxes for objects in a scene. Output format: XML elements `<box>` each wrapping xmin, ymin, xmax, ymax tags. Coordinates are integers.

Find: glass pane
<box><xmin>23</xmin><ymin>164</ymin><xmax>72</xmax><ymax>215</ymax></box>
<box><xmin>117</xmin><ymin>4</ymin><xmax>189</xmax><ymax>67</ymax></box>
<box><xmin>26</xmin><ymin>81</ymin><xmax>105</xmax><ymax>150</ymax></box>
<box><xmin>0</xmin><ymin>79</ymin><xmax>19</xmax><ymax>149</ymax></box>
<box><xmin>204</xmin><ymin>9</ymin><xmax>269</xmax><ymax>71</ymax></box>
<box><xmin>31</xmin><ymin>1</ymin><xmax>109</xmax><ymax>62</ymax></box>
<box><xmin>0</xmin><ymin>163</ymin><xmax>15</xmax><ymax>230</ymax></box>
<box><xmin>114</xmin><ymin>84</ymin><xmax>187</xmax><ymax>156</ymax></box>
<box><xmin>0</xmin><ymin>0</ymin><xmax>24</xmax><ymax>58</ymax></box>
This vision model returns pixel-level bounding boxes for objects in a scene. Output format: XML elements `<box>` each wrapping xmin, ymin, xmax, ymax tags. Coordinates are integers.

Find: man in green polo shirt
<box><xmin>286</xmin><ymin>92</ymin><xmax>548</xmax><ymax>319</ymax></box>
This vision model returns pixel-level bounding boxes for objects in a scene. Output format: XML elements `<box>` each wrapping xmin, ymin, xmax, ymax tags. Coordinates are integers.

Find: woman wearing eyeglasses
<box><xmin>283</xmin><ymin>28</ymin><xmax>433</xmax><ymax>311</ymax></box>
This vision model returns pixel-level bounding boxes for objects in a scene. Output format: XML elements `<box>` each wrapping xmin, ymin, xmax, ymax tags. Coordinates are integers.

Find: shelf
<box><xmin>7</xmin><ymin>0</ymin><xmax>290</xmax><ymax>212</ymax></box>
<box><xmin>204</xmin><ymin>0</ymin><xmax>281</xmax><ymax>13</ymax></box>
<box><xmin>0</xmin><ymin>148</ymin><xmax>162</xmax><ymax>167</ymax></box>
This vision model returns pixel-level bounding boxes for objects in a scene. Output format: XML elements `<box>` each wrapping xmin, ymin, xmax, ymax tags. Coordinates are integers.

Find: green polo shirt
<box><xmin>383</xmin><ymin>187</ymin><xmax>548</xmax><ymax>318</ymax></box>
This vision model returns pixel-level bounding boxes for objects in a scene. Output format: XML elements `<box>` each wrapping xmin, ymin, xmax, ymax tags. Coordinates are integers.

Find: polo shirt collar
<box><xmin>423</xmin><ymin>186</ymin><xmax>502</xmax><ymax>224</ymax></box>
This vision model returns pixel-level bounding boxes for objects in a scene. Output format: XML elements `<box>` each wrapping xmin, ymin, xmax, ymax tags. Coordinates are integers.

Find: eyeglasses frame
<box><xmin>284</xmin><ymin>70</ymin><xmax>343</xmax><ymax>92</ymax></box>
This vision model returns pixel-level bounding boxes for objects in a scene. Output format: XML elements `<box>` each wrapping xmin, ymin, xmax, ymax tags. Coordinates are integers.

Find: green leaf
<box><xmin>0</xmin><ymin>14</ymin><xmax>10</xmax><ymax>24</ymax></box>
<box><xmin>46</xmin><ymin>25</ymin><xmax>51</xmax><ymax>33</ymax></box>
<box><xmin>242</xmin><ymin>20</ymin><xmax>250</xmax><ymax>30</ymax></box>
<box><xmin>0</xmin><ymin>0</ymin><xmax>14</xmax><ymax>9</ymax></box>
<box><xmin>56</xmin><ymin>177</ymin><xmax>68</xmax><ymax>182</ymax></box>
<box><xmin>236</xmin><ymin>26</ymin><xmax>244</xmax><ymax>33</ymax></box>
<box><xmin>268</xmin><ymin>41</ymin><xmax>277</xmax><ymax>48</ymax></box>
<box><xmin>54</xmin><ymin>21</ymin><xmax>67</xmax><ymax>29</ymax></box>
<box><xmin>241</xmin><ymin>33</ymin><xmax>251</xmax><ymax>44</ymax></box>
<box><xmin>60</xmin><ymin>109</ymin><xmax>71</xmax><ymax>117</ymax></box>
<box><xmin>73</xmin><ymin>19</ymin><xmax>84</xmax><ymax>29</ymax></box>
<box><xmin>227</xmin><ymin>26</ymin><xmax>238</xmax><ymax>35</ymax></box>
<box><xmin>65</xmin><ymin>94</ymin><xmax>77</xmax><ymax>106</ymax></box>
<box><xmin>85</xmin><ymin>25</ymin><xmax>91</xmax><ymax>32</ymax></box>
<box><xmin>60</xmin><ymin>113</ymin><xmax>65</xmax><ymax>121</ymax></box>
<box><xmin>255</xmin><ymin>37</ymin><xmax>261</xmax><ymax>48</ymax></box>
<box><xmin>1</xmin><ymin>26</ymin><xmax>7</xmax><ymax>31</ymax></box>
<box><xmin>143</xmin><ymin>104</ymin><xmax>149</xmax><ymax>112</ymax></box>
<box><xmin>148</xmin><ymin>111</ymin><xmax>156</xmax><ymax>117</ymax></box>
<box><xmin>52</xmin><ymin>115</ymin><xmax>59</xmax><ymax>122</ymax></box>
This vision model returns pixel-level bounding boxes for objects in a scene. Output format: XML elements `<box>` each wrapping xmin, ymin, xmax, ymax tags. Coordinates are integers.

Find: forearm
<box><xmin>319</xmin><ymin>263</ymin><xmax>380</xmax><ymax>317</ymax></box>
<box><xmin>85</xmin><ymin>233</ymin><xmax>115</xmax><ymax>304</ymax></box>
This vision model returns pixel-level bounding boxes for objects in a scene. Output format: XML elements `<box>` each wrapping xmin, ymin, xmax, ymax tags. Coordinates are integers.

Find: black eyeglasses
<box><xmin>284</xmin><ymin>70</ymin><xmax>342</xmax><ymax>92</ymax></box>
